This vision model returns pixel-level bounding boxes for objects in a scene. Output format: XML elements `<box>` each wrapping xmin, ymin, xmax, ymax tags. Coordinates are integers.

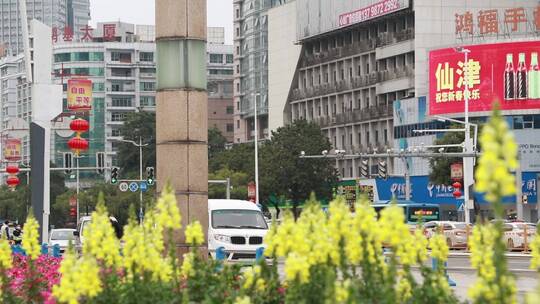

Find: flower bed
<box><xmin>0</xmin><ymin>107</ymin><xmax>538</xmax><ymax>303</ymax></box>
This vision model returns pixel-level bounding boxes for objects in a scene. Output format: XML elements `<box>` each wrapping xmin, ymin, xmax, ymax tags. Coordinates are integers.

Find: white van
<box><xmin>76</xmin><ymin>215</ymin><xmax>122</xmax><ymax>246</ymax></box>
<box><xmin>208</xmin><ymin>199</ymin><xmax>268</xmax><ymax>260</ymax></box>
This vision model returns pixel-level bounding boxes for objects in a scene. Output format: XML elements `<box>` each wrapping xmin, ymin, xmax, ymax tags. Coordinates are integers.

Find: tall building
<box><xmin>281</xmin><ymin>0</ymin><xmax>540</xmax><ymax>220</ymax></box>
<box><xmin>0</xmin><ymin>0</ymin><xmax>68</xmax><ymax>55</ymax></box>
<box><xmin>0</xmin><ymin>53</ymin><xmax>24</xmax><ymax>131</ymax></box>
<box><xmin>208</xmin><ymin>27</ymin><xmax>225</xmax><ymax>44</ymax></box>
<box><xmin>66</xmin><ymin>0</ymin><xmax>90</xmax><ymax>34</ymax></box>
<box><xmin>52</xmin><ymin>26</ymin><xmax>156</xmax><ymax>176</ymax></box>
<box><xmin>207</xmin><ymin>43</ymin><xmax>234</xmax><ymax>142</ymax></box>
<box><xmin>232</xmin><ymin>0</ymin><xmax>291</xmax><ymax>143</ymax></box>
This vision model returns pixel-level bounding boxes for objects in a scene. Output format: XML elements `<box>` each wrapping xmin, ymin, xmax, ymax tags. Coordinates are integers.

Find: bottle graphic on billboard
<box><xmin>516</xmin><ymin>53</ymin><xmax>527</xmax><ymax>99</ymax></box>
<box><xmin>504</xmin><ymin>54</ymin><xmax>515</xmax><ymax>100</ymax></box>
<box><xmin>528</xmin><ymin>52</ymin><xmax>540</xmax><ymax>99</ymax></box>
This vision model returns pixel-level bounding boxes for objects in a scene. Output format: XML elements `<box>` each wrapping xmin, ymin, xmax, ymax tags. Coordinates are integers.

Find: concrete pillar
<box><xmin>155</xmin><ymin>0</ymin><xmax>208</xmax><ymax>252</ymax></box>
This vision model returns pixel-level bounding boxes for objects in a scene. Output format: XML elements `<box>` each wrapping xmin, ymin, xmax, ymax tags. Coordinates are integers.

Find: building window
<box><xmin>226</xmin><ymin>106</ymin><xmax>234</xmax><ymax>114</ymax></box>
<box><xmin>111</xmin><ymin>97</ymin><xmax>132</xmax><ymax>107</ymax></box>
<box><xmin>111</xmin><ymin>112</ymin><xmax>128</xmax><ymax>121</ymax></box>
<box><xmin>236</xmin><ymin>120</ymin><xmax>240</xmax><ymax>129</ymax></box>
<box><xmin>92</xmin><ymin>82</ymin><xmax>105</xmax><ymax>92</ymax></box>
<box><xmin>384</xmin><ymin>129</ymin><xmax>388</xmax><ymax>142</ymax></box>
<box><xmin>226</xmin><ymin>54</ymin><xmax>234</xmax><ymax>63</ymax></box>
<box><xmin>140</xmin><ymin>96</ymin><xmax>156</xmax><ymax>107</ymax></box>
<box><xmin>139</xmin><ymin>52</ymin><xmax>154</xmax><ymax>62</ymax></box>
<box><xmin>226</xmin><ymin>123</ymin><xmax>234</xmax><ymax>132</ymax></box>
<box><xmin>111</xmin><ymin>52</ymin><xmax>132</xmax><ymax>63</ymax></box>
<box><xmin>111</xmin><ymin>129</ymin><xmax>121</xmax><ymax>137</ymax></box>
<box><xmin>209</xmin><ymin>53</ymin><xmax>223</xmax><ymax>63</ymax></box>
<box><xmin>140</xmin><ymin>82</ymin><xmax>156</xmax><ymax>91</ymax></box>
<box><xmin>209</xmin><ymin>69</ymin><xmax>233</xmax><ymax>75</ymax></box>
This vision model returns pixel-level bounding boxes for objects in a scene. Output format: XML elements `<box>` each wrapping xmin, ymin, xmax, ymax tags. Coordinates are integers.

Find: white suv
<box><xmin>208</xmin><ymin>199</ymin><xmax>268</xmax><ymax>260</ymax></box>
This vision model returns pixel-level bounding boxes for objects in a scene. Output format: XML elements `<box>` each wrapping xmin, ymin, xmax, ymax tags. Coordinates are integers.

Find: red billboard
<box><xmin>429</xmin><ymin>41</ymin><xmax>540</xmax><ymax>115</ymax></box>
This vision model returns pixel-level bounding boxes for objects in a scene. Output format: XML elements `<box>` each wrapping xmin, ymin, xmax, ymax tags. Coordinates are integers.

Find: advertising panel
<box><xmin>429</xmin><ymin>41</ymin><xmax>540</xmax><ymax>115</ymax></box>
<box><xmin>67</xmin><ymin>79</ymin><xmax>92</xmax><ymax>111</ymax></box>
<box><xmin>3</xmin><ymin>138</ymin><xmax>22</xmax><ymax>161</ymax></box>
<box><xmin>375</xmin><ymin>174</ymin><xmax>538</xmax><ymax>204</ymax></box>
<box><xmin>339</xmin><ymin>0</ymin><xmax>405</xmax><ymax>27</ymax></box>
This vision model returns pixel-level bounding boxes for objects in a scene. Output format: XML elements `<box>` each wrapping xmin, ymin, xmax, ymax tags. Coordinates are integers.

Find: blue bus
<box><xmin>371</xmin><ymin>200</ymin><xmax>441</xmax><ymax>225</ymax></box>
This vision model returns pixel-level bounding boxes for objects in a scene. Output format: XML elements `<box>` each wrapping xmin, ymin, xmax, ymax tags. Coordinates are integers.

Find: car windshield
<box><xmin>51</xmin><ymin>230</ymin><xmax>75</xmax><ymax>240</ymax></box>
<box><xmin>453</xmin><ymin>223</ymin><xmax>468</xmax><ymax>229</ymax></box>
<box><xmin>212</xmin><ymin>209</ymin><xmax>268</xmax><ymax>229</ymax></box>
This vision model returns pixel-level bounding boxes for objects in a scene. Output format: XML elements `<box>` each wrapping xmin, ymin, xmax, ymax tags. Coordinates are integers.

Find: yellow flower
<box><xmin>284</xmin><ymin>252</ymin><xmax>310</xmax><ymax>283</ymax></box>
<box><xmin>180</xmin><ymin>252</ymin><xmax>195</xmax><ymax>278</ymax></box>
<box><xmin>22</xmin><ymin>213</ymin><xmax>40</xmax><ymax>260</ymax></box>
<box><xmin>468</xmin><ymin>224</ymin><xmax>517</xmax><ymax>304</ymax></box>
<box><xmin>0</xmin><ymin>240</ymin><xmax>12</xmax><ymax>269</ymax></box>
<box><xmin>334</xmin><ymin>279</ymin><xmax>351</xmax><ymax>303</ymax></box>
<box><xmin>396</xmin><ymin>275</ymin><xmax>413</xmax><ymax>303</ymax></box>
<box><xmin>255</xmin><ymin>278</ymin><xmax>265</xmax><ymax>292</ymax></box>
<box><xmin>185</xmin><ymin>221</ymin><xmax>205</xmax><ymax>246</ymax></box>
<box><xmin>234</xmin><ymin>296</ymin><xmax>251</xmax><ymax>304</ymax></box>
<box><xmin>155</xmin><ymin>184</ymin><xmax>182</xmax><ymax>230</ymax></box>
<box><xmin>475</xmin><ymin>106</ymin><xmax>518</xmax><ymax>205</ymax></box>
<box><xmin>82</xmin><ymin>200</ymin><xmax>121</xmax><ymax>268</ymax></box>
<box><xmin>53</xmin><ymin>251</ymin><xmax>102</xmax><ymax>304</ymax></box>
<box><xmin>122</xmin><ymin>218</ymin><xmax>172</xmax><ymax>282</ymax></box>
<box><xmin>530</xmin><ymin>233</ymin><xmax>540</xmax><ymax>270</ymax></box>
<box><xmin>429</xmin><ymin>234</ymin><xmax>449</xmax><ymax>262</ymax></box>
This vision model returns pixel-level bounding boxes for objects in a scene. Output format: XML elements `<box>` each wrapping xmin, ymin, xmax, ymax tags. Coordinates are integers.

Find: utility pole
<box><xmin>455</xmin><ymin>47</ymin><xmax>474</xmax><ymax>224</ymax></box>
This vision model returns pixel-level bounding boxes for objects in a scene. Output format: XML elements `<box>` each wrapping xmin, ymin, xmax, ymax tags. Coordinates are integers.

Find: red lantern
<box><xmin>68</xmin><ymin>137</ymin><xmax>89</xmax><ymax>156</ymax></box>
<box><xmin>70</xmin><ymin>118</ymin><xmax>89</xmax><ymax>133</ymax></box>
<box><xmin>453</xmin><ymin>190</ymin><xmax>462</xmax><ymax>199</ymax></box>
<box><xmin>6</xmin><ymin>164</ymin><xmax>19</xmax><ymax>175</ymax></box>
<box><xmin>452</xmin><ymin>181</ymin><xmax>462</xmax><ymax>189</ymax></box>
<box><xmin>6</xmin><ymin>176</ymin><xmax>20</xmax><ymax>187</ymax></box>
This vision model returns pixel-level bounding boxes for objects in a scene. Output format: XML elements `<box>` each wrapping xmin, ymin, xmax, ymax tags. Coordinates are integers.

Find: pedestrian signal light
<box><xmin>146</xmin><ymin>167</ymin><xmax>155</xmax><ymax>185</ymax></box>
<box><xmin>69</xmin><ymin>207</ymin><xmax>76</xmax><ymax>217</ymax></box>
<box><xmin>111</xmin><ymin>167</ymin><xmax>119</xmax><ymax>184</ymax></box>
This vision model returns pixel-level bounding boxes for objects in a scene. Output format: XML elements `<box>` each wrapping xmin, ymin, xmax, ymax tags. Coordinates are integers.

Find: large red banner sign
<box><xmin>429</xmin><ymin>41</ymin><xmax>540</xmax><ymax>115</ymax></box>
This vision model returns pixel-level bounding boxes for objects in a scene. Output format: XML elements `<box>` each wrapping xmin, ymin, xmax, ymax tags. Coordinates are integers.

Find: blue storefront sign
<box><xmin>375</xmin><ymin>173</ymin><xmax>538</xmax><ymax>205</ymax></box>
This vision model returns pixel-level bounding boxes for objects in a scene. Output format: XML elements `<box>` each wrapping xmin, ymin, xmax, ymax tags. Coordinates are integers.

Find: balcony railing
<box><xmin>291</xmin><ymin>72</ymin><xmax>380</xmax><ymax>100</ymax></box>
<box><xmin>376</xmin><ymin>28</ymin><xmax>414</xmax><ymax>48</ymax></box>
<box><xmin>302</xmin><ymin>40</ymin><xmax>377</xmax><ymax>67</ymax></box>
<box><xmin>311</xmin><ymin>104</ymin><xmax>393</xmax><ymax>128</ymax></box>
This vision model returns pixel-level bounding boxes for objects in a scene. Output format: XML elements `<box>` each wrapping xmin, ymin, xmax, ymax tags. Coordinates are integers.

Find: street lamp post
<box><xmin>115</xmin><ymin>137</ymin><xmax>148</xmax><ymax>223</ymax></box>
<box><xmin>455</xmin><ymin>47</ymin><xmax>474</xmax><ymax>224</ymax></box>
<box><xmin>253</xmin><ymin>93</ymin><xmax>260</xmax><ymax>205</ymax></box>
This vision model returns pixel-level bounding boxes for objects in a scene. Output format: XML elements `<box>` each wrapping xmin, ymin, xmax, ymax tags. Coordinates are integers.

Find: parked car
<box><xmin>423</xmin><ymin>221</ymin><xmax>472</xmax><ymax>249</ymax></box>
<box><xmin>503</xmin><ymin>222</ymin><xmax>536</xmax><ymax>250</ymax></box>
<box><xmin>77</xmin><ymin>216</ymin><xmax>122</xmax><ymax>246</ymax></box>
<box><xmin>48</xmin><ymin>228</ymin><xmax>77</xmax><ymax>254</ymax></box>
<box><xmin>208</xmin><ymin>199</ymin><xmax>269</xmax><ymax>260</ymax></box>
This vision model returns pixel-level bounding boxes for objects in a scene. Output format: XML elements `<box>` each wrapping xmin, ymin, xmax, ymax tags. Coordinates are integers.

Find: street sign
<box><xmin>450</xmin><ymin>163</ymin><xmax>463</xmax><ymax>180</ymax></box>
<box><xmin>129</xmin><ymin>182</ymin><xmax>139</xmax><ymax>192</ymax></box>
<box><xmin>119</xmin><ymin>182</ymin><xmax>129</xmax><ymax>192</ymax></box>
<box><xmin>140</xmin><ymin>181</ymin><xmax>148</xmax><ymax>192</ymax></box>
<box><xmin>457</xmin><ymin>203</ymin><xmax>464</xmax><ymax>212</ymax></box>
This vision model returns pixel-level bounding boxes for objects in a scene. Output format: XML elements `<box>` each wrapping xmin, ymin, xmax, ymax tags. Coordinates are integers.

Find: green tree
<box><xmin>259</xmin><ymin>120</ymin><xmax>338</xmax><ymax>217</ymax></box>
<box><xmin>428</xmin><ymin>130</ymin><xmax>464</xmax><ymax>185</ymax></box>
<box><xmin>117</xmin><ymin>112</ymin><xmax>156</xmax><ymax>177</ymax></box>
<box><xmin>209</xmin><ymin>143</ymin><xmax>255</xmax><ymax>177</ymax></box>
<box><xmin>208</xmin><ymin>127</ymin><xmax>227</xmax><ymax>160</ymax></box>
<box><xmin>208</xmin><ymin>167</ymin><xmax>249</xmax><ymax>199</ymax></box>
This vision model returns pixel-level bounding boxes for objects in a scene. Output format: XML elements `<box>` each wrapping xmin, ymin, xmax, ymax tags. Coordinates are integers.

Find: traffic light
<box><xmin>377</xmin><ymin>160</ymin><xmax>387</xmax><ymax>180</ymax></box>
<box><xmin>111</xmin><ymin>167</ymin><xmax>119</xmax><ymax>184</ymax></box>
<box><xmin>360</xmin><ymin>159</ymin><xmax>369</xmax><ymax>178</ymax></box>
<box><xmin>146</xmin><ymin>167</ymin><xmax>155</xmax><ymax>185</ymax></box>
<box><xmin>63</xmin><ymin>152</ymin><xmax>73</xmax><ymax>174</ymax></box>
<box><xmin>96</xmin><ymin>152</ymin><xmax>105</xmax><ymax>174</ymax></box>
<box><xmin>69</xmin><ymin>207</ymin><xmax>76</xmax><ymax>217</ymax></box>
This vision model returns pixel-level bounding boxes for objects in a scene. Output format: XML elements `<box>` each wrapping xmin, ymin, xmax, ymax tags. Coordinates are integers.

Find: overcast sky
<box><xmin>89</xmin><ymin>0</ymin><xmax>233</xmax><ymax>43</ymax></box>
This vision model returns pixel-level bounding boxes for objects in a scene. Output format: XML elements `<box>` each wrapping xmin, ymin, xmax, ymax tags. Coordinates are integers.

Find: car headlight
<box><xmin>214</xmin><ymin>234</ymin><xmax>231</xmax><ymax>243</ymax></box>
